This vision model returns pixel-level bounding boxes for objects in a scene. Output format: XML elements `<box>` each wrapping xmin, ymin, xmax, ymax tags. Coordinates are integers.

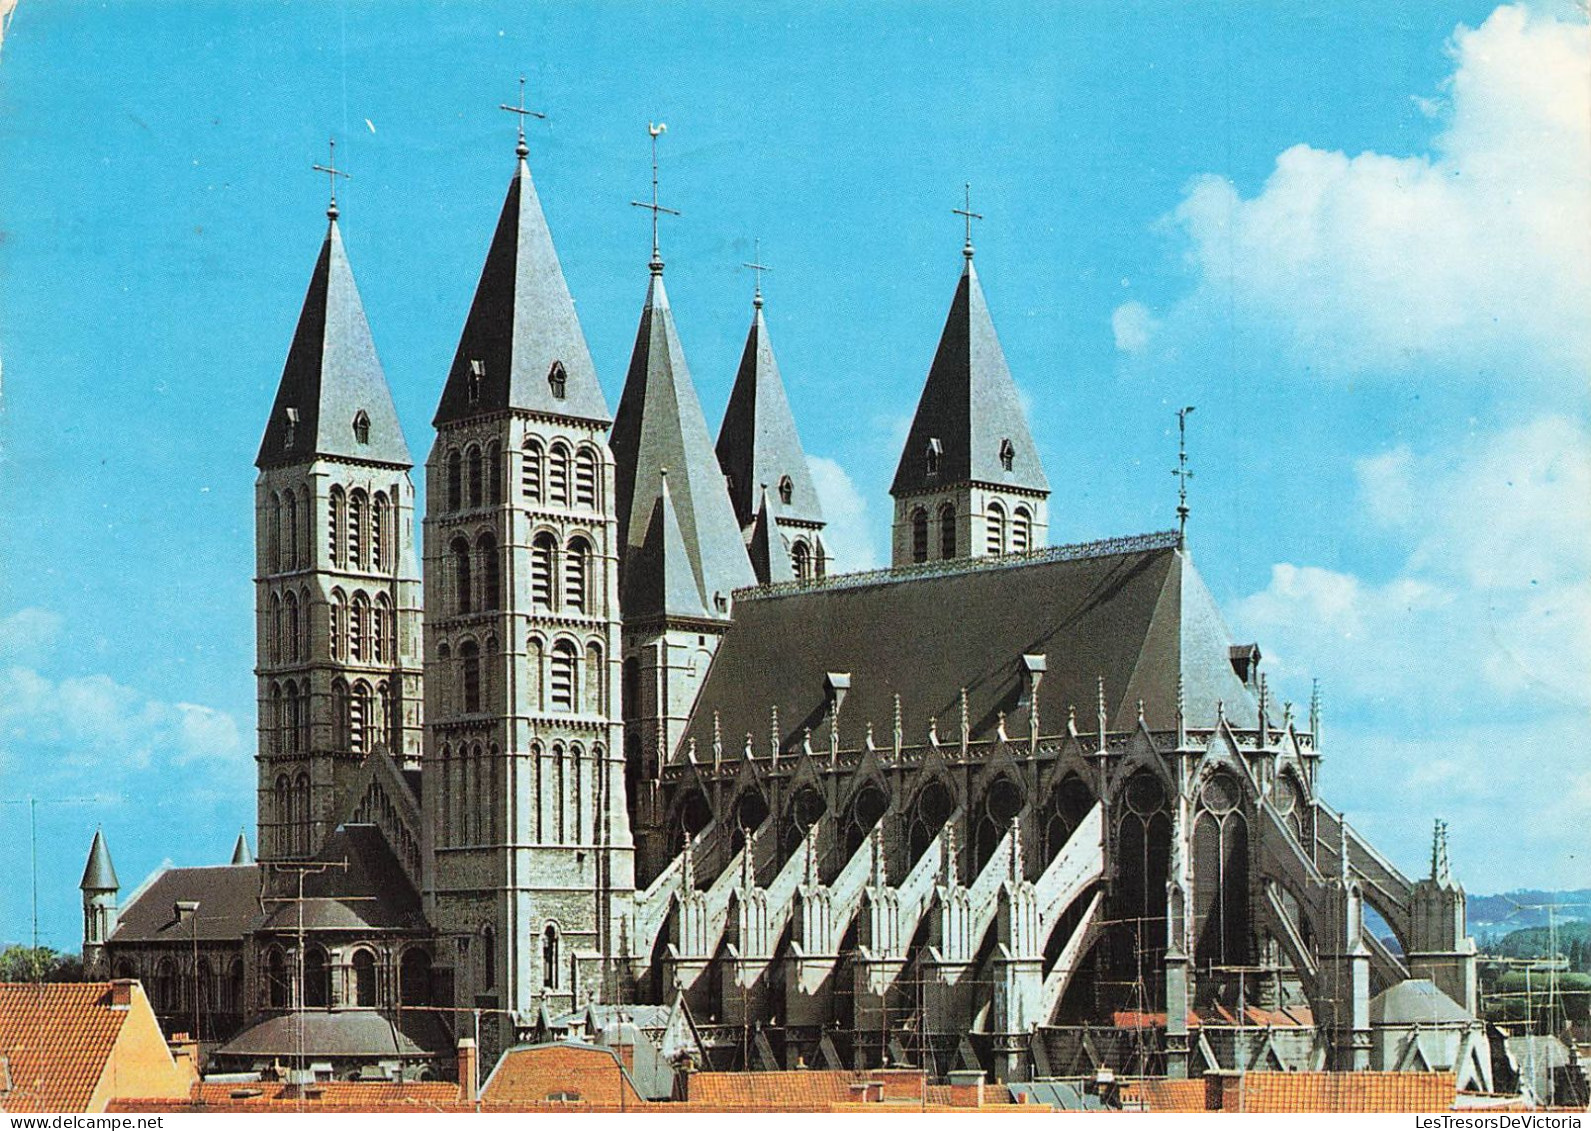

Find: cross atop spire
<box><xmin>630</xmin><ymin>122</ymin><xmax>680</xmax><ymax>274</ymax></box>
<box><xmin>1174</xmin><ymin>405</ymin><xmax>1196</xmax><ymax>548</ymax></box>
<box><xmin>312</xmin><ymin>137</ymin><xmax>350</xmax><ymax>221</ymax></box>
<box><xmin>498</xmin><ymin>75</ymin><xmax>546</xmax><ymax>159</ymax></box>
<box><xmin>952</xmin><ymin>182</ymin><xmax>982</xmax><ymax>260</ymax></box>
<box><xmin>743</xmin><ymin>238</ymin><xmax>771</xmax><ymax>308</ymax></box>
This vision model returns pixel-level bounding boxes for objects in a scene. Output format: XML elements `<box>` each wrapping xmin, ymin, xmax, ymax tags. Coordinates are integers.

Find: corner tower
<box><xmin>79</xmin><ymin>829</ymin><xmax>118</xmax><ymax>974</ymax></box>
<box><xmin>254</xmin><ymin>181</ymin><xmax>423</xmax><ymax>863</ymax></box>
<box><xmin>890</xmin><ymin>206</ymin><xmax>1048</xmax><ymax>567</ymax></box>
<box><xmin>423</xmin><ymin>116</ymin><xmax>633</xmax><ymax>1055</ymax></box>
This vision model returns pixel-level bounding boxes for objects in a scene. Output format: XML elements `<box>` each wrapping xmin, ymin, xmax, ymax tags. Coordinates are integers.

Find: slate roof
<box><xmin>0</xmin><ymin>983</ymin><xmax>131</xmax><ymax>1112</ymax></box>
<box><xmin>481</xmin><ymin>1042</ymin><xmax>644</xmax><ymax>1106</ymax></box>
<box><xmin>80</xmin><ymin>829</ymin><xmax>118</xmax><ymax>891</ymax></box>
<box><xmin>715</xmin><ymin>301</ymin><xmax>823</xmax><ymax>531</ymax></box>
<box><xmin>610</xmin><ymin>269</ymin><xmax>756</xmax><ymax>618</ymax></box>
<box><xmin>433</xmin><ymin>155</ymin><xmax>608</xmax><ymax>427</ymax></box>
<box><xmin>229</xmin><ymin>831</ymin><xmax>254</xmax><ymax>866</ymax></box>
<box><xmin>890</xmin><ymin>256</ymin><xmax>1049</xmax><ymax>497</ymax></box>
<box><xmin>1370</xmin><ymin>979</ymin><xmax>1475</xmax><ymax>1026</ymax></box>
<box><xmin>109</xmin><ymin>865</ymin><xmax>262</xmax><ymax>944</ymax></box>
<box><xmin>258</xmin><ymin>824</ymin><xmax>425</xmax><ymax>932</ymax></box>
<box><xmin>621</xmin><ymin>471</ymin><xmax>710</xmax><ymax>621</ymax></box>
<box><xmin>683</xmin><ymin>539</ymin><xmax>1256</xmax><ymax>759</ymax></box>
<box><xmin>256</xmin><ymin>219</ymin><xmax>411</xmax><ymax>469</ymax></box>
<box><xmin>214</xmin><ymin>1009</ymin><xmax>449</xmax><ymax>1060</ymax></box>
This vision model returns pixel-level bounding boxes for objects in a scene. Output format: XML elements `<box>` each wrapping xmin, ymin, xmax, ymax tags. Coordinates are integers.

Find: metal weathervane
<box><xmin>630</xmin><ymin>122</ymin><xmax>679</xmax><ymax>272</ymax></box>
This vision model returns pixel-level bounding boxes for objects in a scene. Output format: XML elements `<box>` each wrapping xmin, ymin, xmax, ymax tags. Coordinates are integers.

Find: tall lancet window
<box><xmin>353</xmin><ymin>411</ymin><xmax>371</xmax><ymax>445</ymax></box>
<box><xmin>939</xmin><ymin>503</ymin><xmax>957</xmax><ymax>558</ymax></box>
<box><xmin>986</xmin><ymin>501</ymin><xmax>1007</xmax><ymax>556</ymax></box>
<box><xmin>283</xmin><ymin>491</ymin><xmax>298</xmax><ymax>571</ymax></box>
<box><xmin>447</xmin><ymin>450</ymin><xmax>463</xmax><ymax>512</ymax></box>
<box><xmin>1012</xmin><ymin>506</ymin><xmax>1031</xmax><ymax>553</ymax></box>
<box><xmin>450</xmin><ymin>537</ymin><xmax>473</xmax><ymax>615</ymax></box>
<box><xmin>530</xmin><ymin>534</ymin><xmax>556</xmax><ymax>609</ymax></box>
<box><xmin>549</xmin><ymin>641</ymin><xmax>577</xmax><ymax>712</ymax></box>
<box><xmin>461</xmin><ymin>641</ymin><xmax>481</xmax><ymax>714</ymax></box>
<box><xmin>522</xmin><ymin>438</ymin><xmax>544</xmax><ymax>502</ymax></box>
<box><xmin>564</xmin><ymin>537</ymin><xmax>589</xmax><ymax>613</ymax></box>
<box><xmin>574</xmin><ymin>447</ymin><xmax>598</xmax><ymax>509</ymax></box>
<box><xmin>284</xmin><ymin>590</ymin><xmax>300</xmax><ymax>662</ymax></box>
<box><xmin>793</xmin><ymin>540</ymin><xmax>812</xmax><ymax>581</ymax></box>
<box><xmin>548</xmin><ymin>360</ymin><xmax>568</xmax><ymax>400</ymax></box>
<box><xmin>548</xmin><ymin>443</ymin><xmax>571</xmax><ymax>506</ymax></box>
<box><xmin>348</xmin><ymin>489</ymin><xmax>367</xmax><ymax>569</ymax></box>
<box><xmin>911</xmin><ymin>507</ymin><xmax>928</xmax><ymax>564</ymax></box>
<box><xmin>467</xmin><ymin>445</ymin><xmax>483</xmax><ymax>509</ymax></box>
<box><xmin>329</xmin><ymin>487</ymin><xmax>346</xmax><ymax>567</ymax></box>
<box><xmin>371</xmin><ymin>493</ymin><xmax>388</xmax><ymax>572</ymax></box>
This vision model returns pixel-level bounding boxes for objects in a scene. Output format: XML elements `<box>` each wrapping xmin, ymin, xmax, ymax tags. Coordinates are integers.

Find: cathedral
<box><xmin>78</xmin><ymin>116</ymin><xmax>1490</xmax><ymax>1091</ymax></box>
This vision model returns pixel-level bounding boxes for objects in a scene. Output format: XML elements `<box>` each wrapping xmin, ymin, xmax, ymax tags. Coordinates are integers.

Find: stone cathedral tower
<box><xmin>423</xmin><ymin>129</ymin><xmax>633</xmax><ymax>1057</ymax></box>
<box><xmin>254</xmin><ymin>194</ymin><xmax>423</xmax><ymax>863</ymax></box>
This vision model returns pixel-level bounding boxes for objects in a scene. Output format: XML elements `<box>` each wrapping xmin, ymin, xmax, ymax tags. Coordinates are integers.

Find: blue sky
<box><xmin>1</xmin><ymin>2</ymin><xmax>1586</xmax><ymax>950</ymax></box>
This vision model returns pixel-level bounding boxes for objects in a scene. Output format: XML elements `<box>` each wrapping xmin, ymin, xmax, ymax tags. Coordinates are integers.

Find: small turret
<box><xmin>80</xmin><ymin>829</ymin><xmax>119</xmax><ymax>974</ymax></box>
<box><xmin>230</xmin><ymin>829</ymin><xmax>254</xmax><ymax>866</ymax></box>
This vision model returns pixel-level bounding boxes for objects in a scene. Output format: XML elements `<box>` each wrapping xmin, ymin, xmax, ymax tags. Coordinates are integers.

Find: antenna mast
<box><xmin>1175</xmin><ymin>406</ymin><xmax>1195</xmax><ymax>549</ymax></box>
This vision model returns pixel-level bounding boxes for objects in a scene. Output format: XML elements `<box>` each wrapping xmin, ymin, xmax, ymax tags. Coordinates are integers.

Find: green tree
<box><xmin>0</xmin><ymin>944</ymin><xmax>86</xmax><ymax>982</ymax></box>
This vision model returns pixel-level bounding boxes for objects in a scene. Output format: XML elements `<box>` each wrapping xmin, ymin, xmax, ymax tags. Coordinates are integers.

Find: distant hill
<box><xmin>1468</xmin><ymin>889</ymin><xmax>1591</xmax><ymax>935</ymax></box>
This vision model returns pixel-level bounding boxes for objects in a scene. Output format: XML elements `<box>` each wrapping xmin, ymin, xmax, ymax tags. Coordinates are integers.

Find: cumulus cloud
<box><xmin>809</xmin><ymin>455</ymin><xmax>882</xmax><ymax>572</ymax></box>
<box><xmin>1131</xmin><ymin>5</ymin><xmax>1591</xmax><ymax>380</ymax></box>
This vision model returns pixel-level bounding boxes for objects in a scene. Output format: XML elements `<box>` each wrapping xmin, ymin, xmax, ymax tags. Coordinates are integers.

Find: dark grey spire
<box><xmin>623</xmin><ymin>471</ymin><xmax>711</xmax><ymax>621</ymax></box>
<box><xmin>80</xmin><ymin>829</ymin><xmax>118</xmax><ymax>892</ymax></box>
<box><xmin>745</xmin><ymin>485</ymin><xmax>775</xmax><ymax>585</ymax></box>
<box><xmin>433</xmin><ymin>156</ymin><xmax>608</xmax><ymax>427</ymax></box>
<box><xmin>257</xmin><ymin>218</ymin><xmax>411</xmax><ymax>469</ymax></box>
<box><xmin>611</xmin><ymin>270</ymin><xmax>756</xmax><ymax>616</ymax></box>
<box><xmin>231</xmin><ymin>829</ymin><xmax>254</xmax><ymax>866</ymax></box>
<box><xmin>890</xmin><ymin>258</ymin><xmax>1048</xmax><ymax>497</ymax></box>
<box><xmin>715</xmin><ymin>300</ymin><xmax>824</xmax><ymax>532</ymax></box>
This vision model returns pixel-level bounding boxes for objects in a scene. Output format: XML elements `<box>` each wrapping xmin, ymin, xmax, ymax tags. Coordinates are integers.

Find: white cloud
<box><xmin>1111</xmin><ymin>300</ymin><xmax>1157</xmax><ymax>355</ymax></box>
<box><xmin>1147</xmin><ymin>5</ymin><xmax>1591</xmax><ymax>380</ymax></box>
<box><xmin>0</xmin><ymin>607</ymin><xmax>63</xmax><ymax>661</ymax></box>
<box><xmin>809</xmin><ymin>454</ymin><xmax>881</xmax><ymax>572</ymax></box>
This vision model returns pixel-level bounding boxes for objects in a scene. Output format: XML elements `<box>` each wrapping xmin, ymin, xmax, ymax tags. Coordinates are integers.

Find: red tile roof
<box><xmin>1217</xmin><ymin>1071</ymin><xmax>1458</xmax><ymax>1113</ymax></box>
<box><xmin>1120</xmin><ymin>1078</ymin><xmax>1209</xmax><ymax>1112</ymax></box>
<box><xmin>481</xmin><ymin>1042</ymin><xmax>644</xmax><ymax>1107</ymax></box>
<box><xmin>0</xmin><ymin>983</ymin><xmax>130</xmax><ymax>1112</ymax></box>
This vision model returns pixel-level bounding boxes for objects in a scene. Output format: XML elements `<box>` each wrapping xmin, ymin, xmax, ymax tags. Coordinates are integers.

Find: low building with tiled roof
<box><xmin>480</xmin><ymin>1041</ymin><xmax>645</xmax><ymax>1108</ymax></box>
<box><xmin>0</xmin><ymin>981</ymin><xmax>193</xmax><ymax>1112</ymax></box>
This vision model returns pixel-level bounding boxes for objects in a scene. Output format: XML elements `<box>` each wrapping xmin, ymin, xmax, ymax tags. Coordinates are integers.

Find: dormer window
<box><xmin>999</xmin><ymin>438</ymin><xmax>1015</xmax><ymax>472</ymax></box>
<box><xmin>548</xmin><ymin>360</ymin><xmax>567</xmax><ymax>400</ymax></box>
<box><xmin>352</xmin><ymin>411</ymin><xmax>370</xmax><ymax>445</ymax></box>
<box><xmin>778</xmin><ymin>475</ymin><xmax>794</xmax><ymax>505</ymax></box>
<box><xmin>283</xmin><ymin>407</ymin><xmax>299</xmax><ymax>450</ymax></box>
<box><xmin>467</xmin><ymin>359</ymin><xmax>484</xmax><ymax>405</ymax></box>
<box><xmin>925</xmin><ymin>438</ymin><xmax>942</xmax><ymax>477</ymax></box>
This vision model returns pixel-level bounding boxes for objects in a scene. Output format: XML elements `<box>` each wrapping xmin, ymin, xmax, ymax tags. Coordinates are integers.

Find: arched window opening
<box><xmin>986</xmin><ymin>501</ymin><xmax>1007</xmax><ymax>556</ymax></box>
<box><xmin>549</xmin><ymin>641</ymin><xmax>577</xmax><ymax>712</ymax></box>
<box><xmin>351</xmin><ymin>950</ymin><xmax>377</xmax><ymax>1008</ymax></box>
<box><xmin>548</xmin><ymin>360</ymin><xmax>568</xmax><ymax>400</ymax></box>
<box><xmin>329</xmin><ymin>486</ymin><xmax>346</xmax><ymax>567</ymax></box>
<box><xmin>1193</xmin><ymin>773</ymin><xmax>1251</xmax><ymax>967</ymax></box>
<box><xmin>542</xmin><ymin>925</ymin><xmax>560</xmax><ymax>988</ymax></box>
<box><xmin>488</xmin><ymin>441</ymin><xmax>503</xmax><ymax>506</ymax></box>
<box><xmin>330</xmin><ymin>590</ymin><xmax>347</xmax><ymax>662</ymax></box>
<box><xmin>1112</xmin><ymin>772</ymin><xmax>1172</xmax><ymax>995</ymax></box>
<box><xmin>925</xmin><ymin>437</ymin><xmax>942</xmax><ymax>477</ymax></box>
<box><xmin>273</xmin><ymin>774</ymin><xmax>290</xmax><ymax>856</ymax></box>
<box><xmin>281</xmin><ymin>591</ymin><xmax>298</xmax><ymax>663</ymax></box>
<box><xmin>400</xmin><ymin>949</ymin><xmax>432</xmax><ymax>1007</ymax></box>
<box><xmin>283</xmin><ymin>681</ymin><xmax>300</xmax><ymax>754</ymax></box>
<box><xmin>269</xmin><ymin>594</ymin><xmax>283</xmax><ymax>664</ymax></box>
<box><xmin>674</xmin><ymin>790</ymin><xmax>712</xmax><ymax>854</ymax></box>
<box><xmin>296</xmin><ymin>682</ymin><xmax>310</xmax><ymax>753</ymax></box>
<box><xmin>1012</xmin><ymin>506</ymin><xmax>1031</xmax><ymax>554</ymax></box>
<box><xmin>371</xmin><ymin>493</ymin><xmax>388</xmax><ymax>572</ymax></box>
<box><xmin>778</xmin><ymin>475</ymin><xmax>794</xmax><ymax>505</ymax></box>
<box><xmin>461</xmin><ymin>641</ymin><xmax>481</xmax><ymax>714</ymax></box>
<box><xmin>845</xmin><ymin>782</ymin><xmax>891</xmax><ymax>862</ymax></box>
<box><xmin>467</xmin><ymin>445</ymin><xmax>483</xmax><ymax>509</ymax></box>
<box><xmin>298</xmin><ymin>587</ymin><xmax>311</xmax><ymax>660</ymax></box>
<box><xmin>350</xmin><ymin>593</ymin><xmax>369</xmax><ymax>662</ymax></box>
<box><xmin>999</xmin><ymin>437</ymin><xmax>1015</xmax><ymax>472</ymax></box>
<box><xmin>1041</xmin><ymin>774</ymin><xmax>1095</xmax><ymax>859</ymax></box>
<box><xmin>793</xmin><ymin>540</ymin><xmax>812</xmax><ymax>581</ymax></box>
<box><xmin>268</xmin><ymin>493</ymin><xmax>283</xmax><ymax>573</ymax></box>
<box><xmin>585</xmin><ymin>643</ymin><xmax>604</xmax><ymax>714</ymax></box>
<box><xmin>266</xmin><ymin>948</ymin><xmax>289</xmax><ymax>1010</ymax></box>
<box><xmin>353</xmin><ymin>411</ymin><xmax>371</xmax><ymax>444</ymax></box>
<box><xmin>376</xmin><ymin>681</ymin><xmax>393</xmax><ymax>750</ymax></box>
<box><xmin>911</xmin><ymin>507</ymin><xmax>928</xmax><ymax>564</ymax></box>
<box><xmin>531</xmin><ymin>533</ymin><xmax>556</xmax><ymax>609</ymax></box>
<box><xmin>304</xmin><ymin>946</ymin><xmax>331</xmax><ymax>1008</ymax></box>
<box><xmin>564</xmin><ymin>538</ymin><xmax>589</xmax><ymax>612</ymax></box>
<box><xmin>373</xmin><ymin>595</ymin><xmax>390</xmax><ymax>663</ymax></box>
<box><xmin>269</xmin><ymin>683</ymin><xmax>283</xmax><ymax>753</ymax></box>
<box><xmin>783</xmin><ymin>786</ymin><xmax>827</xmax><ymax>857</ymax></box>
<box><xmin>283</xmin><ymin>491</ymin><xmax>299</xmax><ymax>571</ymax></box>
<box><xmin>939</xmin><ymin>503</ymin><xmax>957</xmax><ymax>559</ymax></box>
<box><xmin>481</xmin><ymin>927</ymin><xmax>496</xmax><ymax>990</ymax></box>
<box><xmin>548</xmin><ymin>444</ymin><xmax>571</xmax><ymax>506</ymax></box>
<box><xmin>348</xmin><ymin>489</ymin><xmax>367</xmax><ymax>569</ymax></box>
<box><xmin>527</xmin><ymin>636</ymin><xmax>545</xmax><ymax>713</ymax></box>
<box><xmin>293</xmin><ymin>771</ymin><xmax>311</xmax><ymax>856</ymax></box>
<box><xmin>478</xmin><ymin>533</ymin><xmax>500</xmax><ymax>611</ymax></box>
<box><xmin>574</xmin><ymin>447</ymin><xmax>598</xmax><ymax>508</ymax></box>
<box><xmin>446</xmin><ymin>449</ymin><xmax>463</xmax><ymax>512</ymax></box>
<box><xmin>450</xmin><ymin>537</ymin><xmax>473</xmax><ymax>615</ymax></box>
<box><xmin>352</xmin><ymin>681</ymin><xmax>373</xmax><ymax>754</ymax></box>
<box><xmin>522</xmin><ymin>437</ymin><xmax>544</xmax><ymax>502</ymax></box>
<box><xmin>973</xmin><ymin>775</ymin><xmax>1025</xmax><ymax>876</ymax></box>
<box><xmin>906</xmin><ymin>778</ymin><xmax>954</xmax><ymax>868</ymax></box>
<box><xmin>332</xmin><ymin>679</ymin><xmax>351</xmax><ymax>751</ymax></box>
<box><xmin>227</xmin><ymin>958</ymin><xmax>244</xmax><ymax>1015</ymax></box>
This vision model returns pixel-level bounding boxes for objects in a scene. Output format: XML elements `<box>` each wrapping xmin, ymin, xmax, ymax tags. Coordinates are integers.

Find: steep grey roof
<box><xmin>683</xmin><ymin>539</ymin><xmax>1256</xmax><ymax>758</ymax></box>
<box><xmin>216</xmin><ymin>1009</ymin><xmax>449</xmax><ymax>1059</ymax></box>
<box><xmin>258</xmin><ymin>825</ymin><xmax>425</xmax><ymax>932</ymax></box>
<box><xmin>622</xmin><ymin>471</ymin><xmax>711</xmax><ymax>622</ymax></box>
<box><xmin>1369</xmin><ymin>979</ymin><xmax>1475</xmax><ymax>1026</ymax></box>
<box><xmin>611</xmin><ymin>270</ymin><xmax>755</xmax><ymax>616</ymax></box>
<box><xmin>256</xmin><ymin>220</ymin><xmax>411</xmax><ymax>470</ymax></box>
<box><xmin>714</xmin><ymin>302</ymin><xmax>824</xmax><ymax>531</ymax></box>
<box><xmin>230</xmin><ymin>831</ymin><xmax>254</xmax><ymax>866</ymax></box>
<box><xmin>890</xmin><ymin>257</ymin><xmax>1049</xmax><ymax>497</ymax></box>
<box><xmin>109</xmin><ymin>865</ymin><xmax>262</xmax><ymax>944</ymax></box>
<box><xmin>433</xmin><ymin>157</ymin><xmax>608</xmax><ymax>427</ymax></box>
<box><xmin>745</xmin><ymin>487</ymin><xmax>775</xmax><ymax>585</ymax></box>
<box><xmin>80</xmin><ymin>829</ymin><xmax>118</xmax><ymax>892</ymax></box>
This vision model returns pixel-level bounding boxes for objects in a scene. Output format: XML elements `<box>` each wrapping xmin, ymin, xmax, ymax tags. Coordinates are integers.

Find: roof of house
<box><xmin>108</xmin><ymin>864</ymin><xmax>262</xmax><ymax>944</ymax></box>
<box><xmin>213</xmin><ymin>1008</ymin><xmax>450</xmax><ymax>1060</ymax></box>
<box><xmin>257</xmin><ymin>824</ymin><xmax>425</xmax><ymax>932</ymax></box>
<box><xmin>1119</xmin><ymin>1077</ymin><xmax>1208</xmax><ymax>1112</ymax></box>
<box><xmin>110</xmin><ymin>1080</ymin><xmax>463</xmax><ymax>1113</ymax></box>
<box><xmin>0</xmin><ymin>983</ymin><xmax>138</xmax><ymax>1112</ymax></box>
<box><xmin>433</xmin><ymin>154</ymin><xmax>608</xmax><ymax>427</ymax></box>
<box><xmin>687</xmin><ymin>1068</ymin><xmax>943</xmax><ymax>1110</ymax></box>
<box><xmin>1369</xmin><ymin>979</ymin><xmax>1476</xmax><ymax>1026</ymax></box>
<box><xmin>1215</xmin><ymin>1071</ymin><xmax>1457</xmax><ymax>1113</ymax></box>
<box><xmin>682</xmin><ymin>538</ymin><xmax>1258</xmax><ymax>760</ymax></box>
<box><xmin>480</xmin><ymin>1042</ymin><xmax>644</xmax><ymax>1107</ymax></box>
<box><xmin>256</xmin><ymin>218</ymin><xmax>411</xmax><ymax>469</ymax></box>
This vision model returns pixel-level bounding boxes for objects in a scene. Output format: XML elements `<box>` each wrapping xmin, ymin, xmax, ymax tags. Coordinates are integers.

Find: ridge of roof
<box><xmin>715</xmin><ymin>303</ymin><xmax>824</xmax><ymax>531</ymax></box>
<box><xmin>890</xmin><ymin>258</ymin><xmax>1049</xmax><ymax>497</ymax></box>
<box><xmin>434</xmin><ymin>157</ymin><xmax>608</xmax><ymax>427</ymax></box>
<box><xmin>611</xmin><ymin>270</ymin><xmax>756</xmax><ymax>615</ymax></box>
<box><xmin>257</xmin><ymin>219</ymin><xmax>412</xmax><ymax>469</ymax></box>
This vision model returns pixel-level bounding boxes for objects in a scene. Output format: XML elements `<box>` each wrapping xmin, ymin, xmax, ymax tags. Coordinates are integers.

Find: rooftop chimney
<box><xmin>457</xmin><ymin>1037</ymin><xmax>478</xmax><ymax>1104</ymax></box>
<box><xmin>109</xmin><ymin>979</ymin><xmax>135</xmax><ymax>1010</ymax></box>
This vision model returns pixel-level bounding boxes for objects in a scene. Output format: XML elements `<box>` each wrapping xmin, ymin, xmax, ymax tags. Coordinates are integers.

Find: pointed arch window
<box><xmin>375</xmin><ymin>680</ymin><xmax>392</xmax><ymax>749</ymax></box>
<box><xmin>911</xmin><ymin>507</ymin><xmax>928</xmax><ymax>563</ymax></box>
<box><xmin>283</xmin><ymin>591</ymin><xmax>300</xmax><ymax>662</ymax></box>
<box><xmin>1012</xmin><ymin>506</ymin><xmax>1031</xmax><ymax>553</ymax></box>
<box><xmin>269</xmin><ymin>492</ymin><xmax>283</xmax><ymax>573</ymax></box>
<box><xmin>548</xmin><ymin>443</ymin><xmax>571</xmax><ymax>506</ymax></box>
<box><xmin>925</xmin><ymin>437</ymin><xmax>942</xmax><ymax>477</ymax></box>
<box><xmin>527</xmin><ymin>636</ymin><xmax>545</xmax><ymax>712</ymax></box>
<box><xmin>793</xmin><ymin>539</ymin><xmax>812</xmax><ymax>581</ymax></box>
<box><xmin>460</xmin><ymin>641</ymin><xmax>481</xmax><ymax>714</ymax></box>
<box><xmin>353</xmin><ymin>411</ymin><xmax>371</xmax><ymax>445</ymax></box>
<box><xmin>778</xmin><ymin>475</ymin><xmax>794</xmax><ymax>505</ymax></box>
<box><xmin>450</xmin><ymin>537</ymin><xmax>473</xmax><ymax>615</ymax></box>
<box><xmin>269</xmin><ymin>682</ymin><xmax>284</xmax><ymax>753</ymax></box>
<box><xmin>564</xmin><ymin>537</ymin><xmax>589</xmax><ymax>613</ymax></box>
<box><xmin>939</xmin><ymin>502</ymin><xmax>957</xmax><ymax>558</ymax></box>
<box><xmin>447</xmin><ymin>449</ymin><xmax>463</xmax><ymax>512</ymax></box>
<box><xmin>531</xmin><ymin>533</ymin><xmax>556</xmax><ymax>609</ymax></box>
<box><xmin>296</xmin><ymin>681</ymin><xmax>310</xmax><ymax>753</ymax></box>
<box><xmin>304</xmin><ymin>946</ymin><xmax>331</xmax><ymax>1008</ymax></box>
<box><xmin>999</xmin><ymin>437</ymin><xmax>1015</xmax><ymax>472</ymax></box>
<box><xmin>548</xmin><ymin>360</ymin><xmax>568</xmax><ymax>400</ymax></box>
<box><xmin>549</xmin><ymin>640</ymin><xmax>577</xmax><ymax>712</ymax></box>
<box><xmin>574</xmin><ymin>446</ymin><xmax>598</xmax><ymax>508</ymax></box>
<box><xmin>373</xmin><ymin>594</ymin><xmax>390</xmax><ymax>663</ymax></box>
<box><xmin>328</xmin><ymin>486</ymin><xmax>345</xmax><ymax>567</ymax></box>
<box><xmin>481</xmin><ymin>927</ymin><xmax>496</xmax><ymax>990</ymax></box>
<box><xmin>283</xmin><ymin>680</ymin><xmax>301</xmax><ymax>753</ymax></box>
<box><xmin>986</xmin><ymin>500</ymin><xmax>1007</xmax><ymax>556</ymax></box>
<box><xmin>293</xmin><ymin>771</ymin><xmax>311</xmax><ymax>855</ymax></box>
<box><xmin>522</xmin><ymin>438</ymin><xmax>544</xmax><ymax>503</ymax></box>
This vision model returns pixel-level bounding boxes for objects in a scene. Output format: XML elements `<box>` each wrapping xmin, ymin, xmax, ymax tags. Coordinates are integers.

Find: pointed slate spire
<box><xmin>80</xmin><ymin>829</ymin><xmax>118</xmax><ymax>892</ymax></box>
<box><xmin>257</xmin><ymin>216</ymin><xmax>411</xmax><ymax>469</ymax></box>
<box><xmin>890</xmin><ymin>256</ymin><xmax>1048</xmax><ymax>497</ymax></box>
<box><xmin>231</xmin><ymin>829</ymin><xmax>254</xmax><ymax>866</ymax></box>
<box><xmin>622</xmin><ymin>470</ymin><xmax>711</xmax><ymax>621</ymax></box>
<box><xmin>715</xmin><ymin>296</ymin><xmax>824</xmax><ymax>532</ymax></box>
<box><xmin>611</xmin><ymin>268</ymin><xmax>756</xmax><ymax>615</ymax></box>
<box><xmin>434</xmin><ymin>153</ymin><xmax>608</xmax><ymax>427</ymax></box>
<box><xmin>745</xmin><ymin>485</ymin><xmax>776</xmax><ymax>585</ymax></box>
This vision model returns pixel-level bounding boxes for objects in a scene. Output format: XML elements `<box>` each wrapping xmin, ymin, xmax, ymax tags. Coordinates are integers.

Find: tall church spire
<box><xmin>889</xmin><ymin>206</ymin><xmax>1049</xmax><ymax>567</ymax></box>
